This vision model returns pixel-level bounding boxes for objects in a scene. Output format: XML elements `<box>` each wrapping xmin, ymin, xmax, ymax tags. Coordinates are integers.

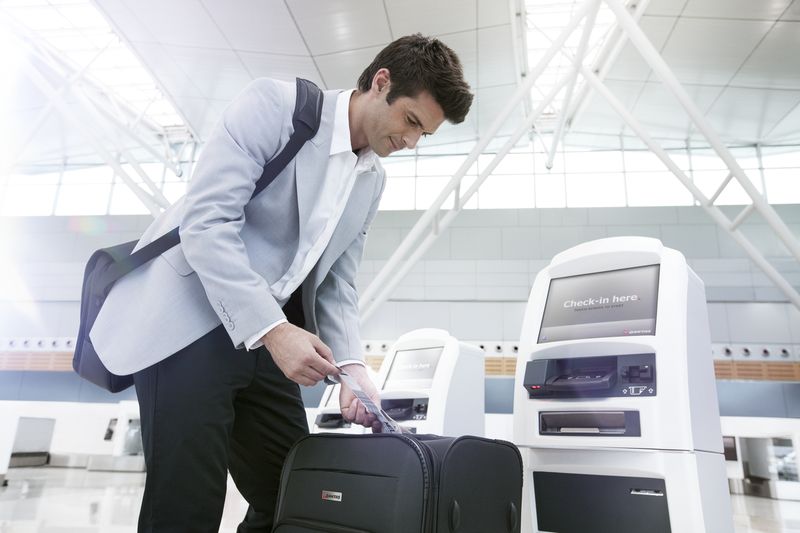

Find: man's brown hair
<box><xmin>357</xmin><ymin>34</ymin><xmax>473</xmax><ymax>124</ymax></box>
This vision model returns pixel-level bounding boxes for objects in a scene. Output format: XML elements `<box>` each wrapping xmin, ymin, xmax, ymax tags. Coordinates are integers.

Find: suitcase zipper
<box><xmin>396</xmin><ymin>434</ymin><xmax>434</xmax><ymax>532</ymax></box>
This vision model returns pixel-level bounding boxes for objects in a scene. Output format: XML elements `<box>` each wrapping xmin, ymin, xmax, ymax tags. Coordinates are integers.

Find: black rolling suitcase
<box><xmin>272</xmin><ymin>433</ymin><xmax>522</xmax><ymax>533</ymax></box>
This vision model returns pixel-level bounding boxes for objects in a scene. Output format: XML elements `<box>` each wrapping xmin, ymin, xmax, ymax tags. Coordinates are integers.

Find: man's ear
<box><xmin>372</xmin><ymin>68</ymin><xmax>391</xmax><ymax>95</ymax></box>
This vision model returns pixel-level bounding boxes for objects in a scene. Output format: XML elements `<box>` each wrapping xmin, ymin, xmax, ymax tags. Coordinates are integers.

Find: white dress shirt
<box><xmin>246</xmin><ymin>89</ymin><xmax>376</xmax><ymax>367</ymax></box>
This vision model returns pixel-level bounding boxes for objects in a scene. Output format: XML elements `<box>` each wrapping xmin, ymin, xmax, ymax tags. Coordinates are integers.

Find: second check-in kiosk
<box><xmin>379</xmin><ymin>328</ymin><xmax>484</xmax><ymax>436</ymax></box>
<box><xmin>312</xmin><ymin>328</ymin><xmax>485</xmax><ymax>437</ymax></box>
<box><xmin>513</xmin><ymin>237</ymin><xmax>733</xmax><ymax>533</ymax></box>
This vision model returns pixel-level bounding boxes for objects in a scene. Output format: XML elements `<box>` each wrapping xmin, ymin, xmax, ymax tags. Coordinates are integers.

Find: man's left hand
<box><xmin>338</xmin><ymin>364</ymin><xmax>382</xmax><ymax>432</ymax></box>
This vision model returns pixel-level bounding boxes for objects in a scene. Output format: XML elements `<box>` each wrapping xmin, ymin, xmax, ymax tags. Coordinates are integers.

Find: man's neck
<box><xmin>348</xmin><ymin>90</ymin><xmax>368</xmax><ymax>152</ymax></box>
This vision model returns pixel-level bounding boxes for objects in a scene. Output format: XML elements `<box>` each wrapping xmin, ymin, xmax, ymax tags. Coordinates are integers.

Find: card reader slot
<box><xmin>545</xmin><ymin>368</ymin><xmax>616</xmax><ymax>392</ymax></box>
<box><xmin>539</xmin><ymin>411</ymin><xmax>641</xmax><ymax>437</ymax></box>
<box><xmin>315</xmin><ymin>413</ymin><xmax>351</xmax><ymax>429</ymax></box>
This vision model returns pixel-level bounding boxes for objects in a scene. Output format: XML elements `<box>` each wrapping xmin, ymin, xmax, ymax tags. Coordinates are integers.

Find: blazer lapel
<box><xmin>295</xmin><ymin>89</ymin><xmax>339</xmax><ymax>229</ymax></box>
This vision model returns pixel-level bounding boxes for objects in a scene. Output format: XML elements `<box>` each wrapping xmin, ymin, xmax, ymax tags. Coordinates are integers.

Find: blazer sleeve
<box><xmin>314</xmin><ymin>168</ymin><xmax>386</xmax><ymax>364</ymax></box>
<box><xmin>178</xmin><ymin>78</ymin><xmax>291</xmax><ymax>349</ymax></box>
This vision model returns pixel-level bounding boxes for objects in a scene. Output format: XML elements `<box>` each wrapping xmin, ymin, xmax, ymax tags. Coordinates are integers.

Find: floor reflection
<box><xmin>3</xmin><ymin>468</ymin><xmax>800</xmax><ymax>532</ymax></box>
<box><xmin>0</xmin><ymin>467</ymin><xmax>248</xmax><ymax>532</ymax></box>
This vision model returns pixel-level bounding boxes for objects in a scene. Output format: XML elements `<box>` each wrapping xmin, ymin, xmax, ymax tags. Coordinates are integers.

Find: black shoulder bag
<box><xmin>73</xmin><ymin>78</ymin><xmax>324</xmax><ymax>392</ymax></box>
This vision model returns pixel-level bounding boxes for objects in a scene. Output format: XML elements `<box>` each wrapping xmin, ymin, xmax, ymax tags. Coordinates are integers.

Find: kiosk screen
<box><xmin>539</xmin><ymin>264</ymin><xmax>659</xmax><ymax>343</ymax></box>
<box><xmin>383</xmin><ymin>347</ymin><xmax>443</xmax><ymax>390</ymax></box>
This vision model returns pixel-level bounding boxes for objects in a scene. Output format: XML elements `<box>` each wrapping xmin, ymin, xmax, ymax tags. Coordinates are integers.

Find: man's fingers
<box><xmin>302</xmin><ymin>367</ymin><xmax>326</xmax><ymax>383</ymax></box>
<box><xmin>315</xmin><ymin>357</ymin><xmax>340</xmax><ymax>377</ymax></box>
<box><xmin>312</xmin><ymin>338</ymin><xmax>336</xmax><ymax>364</ymax></box>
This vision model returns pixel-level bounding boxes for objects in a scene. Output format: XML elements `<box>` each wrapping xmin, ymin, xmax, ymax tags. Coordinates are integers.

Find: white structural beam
<box><xmin>603</xmin><ymin>0</ymin><xmax>800</xmax><ymax>303</ymax></box>
<box><xmin>545</xmin><ymin>0</ymin><xmax>601</xmax><ymax>169</ymax></box>
<box><xmin>580</xmin><ymin>66</ymin><xmax>800</xmax><ymax>309</ymax></box>
<box><xmin>360</xmin><ymin>0</ymin><xmax>800</xmax><ymax>321</ymax></box>
<box><xmin>565</xmin><ymin>0</ymin><xmax>652</xmax><ymax>131</ymax></box>
<box><xmin>4</xmin><ymin>17</ymin><xmax>187</xmax><ymax>177</ymax></box>
<box><xmin>2</xmin><ymin>43</ymin><xmax>110</xmax><ymax>175</ymax></box>
<box><xmin>20</xmin><ymin>58</ymin><xmax>165</xmax><ymax>217</ymax></box>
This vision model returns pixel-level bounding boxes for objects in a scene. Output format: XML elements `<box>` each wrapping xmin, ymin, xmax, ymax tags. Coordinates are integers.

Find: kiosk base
<box><xmin>521</xmin><ymin>446</ymin><xmax>733</xmax><ymax>533</ymax></box>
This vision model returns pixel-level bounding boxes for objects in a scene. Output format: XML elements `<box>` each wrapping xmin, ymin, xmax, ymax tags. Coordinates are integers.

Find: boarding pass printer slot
<box><xmin>539</xmin><ymin>411</ymin><xmax>641</xmax><ymax>437</ymax></box>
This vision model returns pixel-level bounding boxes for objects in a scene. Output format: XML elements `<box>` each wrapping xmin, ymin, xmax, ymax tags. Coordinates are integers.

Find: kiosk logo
<box><xmin>321</xmin><ymin>490</ymin><xmax>342</xmax><ymax>502</ymax></box>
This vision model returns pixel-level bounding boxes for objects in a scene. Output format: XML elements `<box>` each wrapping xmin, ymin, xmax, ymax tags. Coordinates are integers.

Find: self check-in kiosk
<box><xmin>378</xmin><ymin>329</ymin><xmax>484</xmax><ymax>436</ymax></box>
<box><xmin>312</xmin><ymin>328</ymin><xmax>485</xmax><ymax>436</ymax></box>
<box><xmin>513</xmin><ymin>237</ymin><xmax>733</xmax><ymax>533</ymax></box>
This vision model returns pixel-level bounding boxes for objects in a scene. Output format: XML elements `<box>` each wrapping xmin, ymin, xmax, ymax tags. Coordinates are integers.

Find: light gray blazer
<box><xmin>90</xmin><ymin>78</ymin><xmax>386</xmax><ymax>376</ymax></box>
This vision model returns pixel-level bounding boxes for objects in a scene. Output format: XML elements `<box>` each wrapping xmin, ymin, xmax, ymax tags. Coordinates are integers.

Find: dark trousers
<box><xmin>133</xmin><ymin>317</ymin><xmax>308</xmax><ymax>532</ymax></box>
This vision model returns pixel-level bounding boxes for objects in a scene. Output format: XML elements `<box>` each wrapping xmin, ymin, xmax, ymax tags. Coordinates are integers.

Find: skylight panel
<box><xmin>524</xmin><ymin>0</ymin><xmax>619</xmax><ymax>132</ymax></box>
<box><xmin>1</xmin><ymin>0</ymin><xmax>186</xmax><ymax>131</ymax></box>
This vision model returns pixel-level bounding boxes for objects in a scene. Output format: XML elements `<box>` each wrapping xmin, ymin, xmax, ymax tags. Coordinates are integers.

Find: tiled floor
<box><xmin>2</xmin><ymin>467</ymin><xmax>800</xmax><ymax>532</ymax></box>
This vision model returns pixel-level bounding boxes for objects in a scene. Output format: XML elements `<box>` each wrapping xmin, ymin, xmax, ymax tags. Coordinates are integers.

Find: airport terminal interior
<box><xmin>2</xmin><ymin>0</ymin><xmax>800</xmax><ymax>531</ymax></box>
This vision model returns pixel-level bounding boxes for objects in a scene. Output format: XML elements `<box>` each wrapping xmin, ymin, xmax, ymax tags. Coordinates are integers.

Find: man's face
<box><xmin>364</xmin><ymin>88</ymin><xmax>446</xmax><ymax>157</ymax></box>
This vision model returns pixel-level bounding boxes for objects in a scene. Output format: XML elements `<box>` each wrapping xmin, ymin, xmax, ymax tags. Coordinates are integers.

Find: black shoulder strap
<box><xmin>99</xmin><ymin>78</ymin><xmax>324</xmax><ymax>291</ymax></box>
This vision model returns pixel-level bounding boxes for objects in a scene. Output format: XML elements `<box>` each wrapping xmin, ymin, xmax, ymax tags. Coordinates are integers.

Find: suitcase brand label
<box><xmin>321</xmin><ymin>490</ymin><xmax>343</xmax><ymax>502</ymax></box>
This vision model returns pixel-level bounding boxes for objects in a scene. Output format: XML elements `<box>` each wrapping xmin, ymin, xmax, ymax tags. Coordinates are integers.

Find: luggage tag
<box><xmin>337</xmin><ymin>370</ymin><xmax>403</xmax><ymax>434</ymax></box>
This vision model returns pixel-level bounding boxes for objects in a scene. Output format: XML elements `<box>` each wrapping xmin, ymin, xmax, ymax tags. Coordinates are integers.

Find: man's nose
<box><xmin>403</xmin><ymin>130</ymin><xmax>422</xmax><ymax>150</ymax></box>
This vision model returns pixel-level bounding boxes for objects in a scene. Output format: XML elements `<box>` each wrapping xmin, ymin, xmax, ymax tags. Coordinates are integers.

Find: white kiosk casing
<box><xmin>512</xmin><ymin>237</ymin><xmax>733</xmax><ymax>533</ymax></box>
<box><xmin>378</xmin><ymin>328</ymin><xmax>484</xmax><ymax>436</ymax></box>
<box><xmin>311</xmin><ymin>328</ymin><xmax>485</xmax><ymax>437</ymax></box>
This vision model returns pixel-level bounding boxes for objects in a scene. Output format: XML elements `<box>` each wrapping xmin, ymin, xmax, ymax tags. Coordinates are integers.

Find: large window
<box><xmin>376</xmin><ymin>141</ymin><xmax>800</xmax><ymax>211</ymax></box>
<box><xmin>1</xmin><ymin>143</ymin><xmax>798</xmax><ymax>216</ymax></box>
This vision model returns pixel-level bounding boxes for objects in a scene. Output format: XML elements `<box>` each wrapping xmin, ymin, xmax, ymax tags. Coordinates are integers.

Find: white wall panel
<box><xmin>450</xmin><ymin>302</ymin><xmax>503</xmax><ymax>340</ymax></box>
<box><xmin>425</xmin><ymin>285</ymin><xmax>477</xmax><ymax>301</ymax></box>
<box><xmin>503</xmin><ymin>302</ymin><xmax>527</xmax><ymax>339</ymax></box>
<box><xmin>707</xmin><ymin>303</ymin><xmax>730</xmax><ymax>341</ymax></box>
<box><xmin>501</xmin><ymin>227</ymin><xmax>541</xmax><ymax>259</ymax></box>
<box><xmin>726</xmin><ymin>303</ymin><xmax>793</xmax><ymax>343</ymax></box>
<box><xmin>450</xmin><ymin>227</ymin><xmax>503</xmax><ymax>259</ymax></box>
<box><xmin>422</xmin><ymin>230</ymin><xmax>452</xmax><ymax>261</ymax></box>
<box><xmin>660</xmin><ymin>224</ymin><xmax>719</xmax><ymax>258</ymax></box>
<box><xmin>539</xmin><ymin>226</ymin><xmax>608</xmax><ymax>257</ymax></box>
<box><xmin>395</xmin><ymin>302</ymin><xmax>450</xmax><ymax>332</ymax></box>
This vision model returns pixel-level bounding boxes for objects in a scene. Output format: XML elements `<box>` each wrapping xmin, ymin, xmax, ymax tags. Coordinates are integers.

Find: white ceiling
<box><xmin>88</xmin><ymin>0</ymin><xmax>520</xmax><ymax>147</ymax></box>
<box><xmin>577</xmin><ymin>0</ymin><xmax>800</xmax><ymax>147</ymax></box>
<box><xmin>89</xmin><ymin>0</ymin><xmax>800</xmax><ymax>148</ymax></box>
<box><xmin>3</xmin><ymin>0</ymin><xmax>800</xmax><ymax>171</ymax></box>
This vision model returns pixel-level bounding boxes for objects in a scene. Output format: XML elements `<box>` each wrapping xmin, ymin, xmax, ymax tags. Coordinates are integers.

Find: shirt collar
<box><xmin>330</xmin><ymin>89</ymin><xmax>355</xmax><ymax>156</ymax></box>
<box><xmin>330</xmin><ymin>89</ymin><xmax>378</xmax><ymax>166</ymax></box>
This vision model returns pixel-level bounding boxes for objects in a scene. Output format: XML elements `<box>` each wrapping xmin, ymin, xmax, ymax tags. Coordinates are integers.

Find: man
<box><xmin>90</xmin><ymin>34</ymin><xmax>472</xmax><ymax>531</ymax></box>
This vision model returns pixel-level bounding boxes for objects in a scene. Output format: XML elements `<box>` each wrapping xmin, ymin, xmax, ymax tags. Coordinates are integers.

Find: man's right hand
<box><xmin>261</xmin><ymin>323</ymin><xmax>340</xmax><ymax>386</ymax></box>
